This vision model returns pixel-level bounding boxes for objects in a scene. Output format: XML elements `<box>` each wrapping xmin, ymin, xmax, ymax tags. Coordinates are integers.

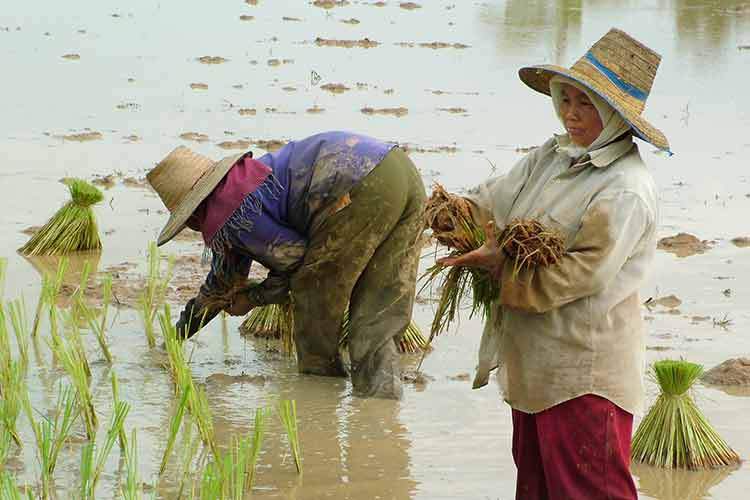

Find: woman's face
<box><xmin>559</xmin><ymin>84</ymin><xmax>603</xmax><ymax>147</ymax></box>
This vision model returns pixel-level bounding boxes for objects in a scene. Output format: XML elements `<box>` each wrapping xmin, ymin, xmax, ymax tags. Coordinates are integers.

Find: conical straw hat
<box><xmin>146</xmin><ymin>146</ymin><xmax>245</xmax><ymax>246</ymax></box>
<box><xmin>519</xmin><ymin>28</ymin><xmax>669</xmax><ymax>151</ymax></box>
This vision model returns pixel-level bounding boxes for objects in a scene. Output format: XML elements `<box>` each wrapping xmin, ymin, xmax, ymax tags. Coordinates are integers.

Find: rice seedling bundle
<box><xmin>139</xmin><ymin>242</ymin><xmax>174</xmax><ymax>348</ymax></box>
<box><xmin>499</xmin><ymin>219</ymin><xmax>565</xmax><ymax>278</ymax></box>
<box><xmin>277</xmin><ymin>400</ymin><xmax>302</xmax><ymax>474</ymax></box>
<box><xmin>19</xmin><ymin>178</ymin><xmax>104</xmax><ymax>256</ymax></box>
<box><xmin>421</xmin><ymin>184</ymin><xmax>498</xmax><ymax>338</ymax></box>
<box><xmin>631</xmin><ymin>359</ymin><xmax>741</xmax><ymax>469</ymax></box>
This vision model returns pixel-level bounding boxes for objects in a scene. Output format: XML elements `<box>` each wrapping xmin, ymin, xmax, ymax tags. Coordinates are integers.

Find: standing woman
<box><xmin>440</xmin><ymin>29</ymin><xmax>669</xmax><ymax>498</ymax></box>
<box><xmin>146</xmin><ymin>131</ymin><xmax>426</xmax><ymax>399</ymax></box>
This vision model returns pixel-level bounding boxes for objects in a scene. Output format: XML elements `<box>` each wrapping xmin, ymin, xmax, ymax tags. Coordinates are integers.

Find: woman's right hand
<box><xmin>437</xmin><ymin>221</ymin><xmax>505</xmax><ymax>281</ymax></box>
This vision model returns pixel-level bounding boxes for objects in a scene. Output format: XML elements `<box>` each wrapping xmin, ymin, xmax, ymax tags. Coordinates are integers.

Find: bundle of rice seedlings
<box><xmin>340</xmin><ymin>309</ymin><xmax>429</xmax><ymax>355</ymax></box>
<box><xmin>19</xmin><ymin>178</ymin><xmax>104</xmax><ymax>256</ymax></box>
<box><xmin>631</xmin><ymin>359</ymin><xmax>741</xmax><ymax>469</ymax></box>
<box><xmin>28</xmin><ymin>383</ymin><xmax>79</xmax><ymax>499</ymax></box>
<box><xmin>499</xmin><ymin>219</ymin><xmax>565</xmax><ymax>279</ymax></box>
<box><xmin>120</xmin><ymin>429</ymin><xmax>142</xmax><ymax>500</ymax></box>
<box><xmin>277</xmin><ymin>400</ymin><xmax>302</xmax><ymax>474</ymax></box>
<box><xmin>139</xmin><ymin>242</ymin><xmax>174</xmax><ymax>348</ymax></box>
<box><xmin>191</xmin><ymin>385</ymin><xmax>219</xmax><ymax>460</ymax></box>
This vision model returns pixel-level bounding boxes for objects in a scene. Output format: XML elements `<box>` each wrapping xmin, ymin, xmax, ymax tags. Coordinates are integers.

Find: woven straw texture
<box><xmin>519</xmin><ymin>28</ymin><xmax>669</xmax><ymax>151</ymax></box>
<box><xmin>146</xmin><ymin>146</ymin><xmax>244</xmax><ymax>246</ymax></box>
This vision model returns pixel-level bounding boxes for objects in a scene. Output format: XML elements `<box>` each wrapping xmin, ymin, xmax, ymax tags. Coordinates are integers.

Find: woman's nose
<box><xmin>564</xmin><ymin>103</ymin><xmax>580</xmax><ymax>120</ymax></box>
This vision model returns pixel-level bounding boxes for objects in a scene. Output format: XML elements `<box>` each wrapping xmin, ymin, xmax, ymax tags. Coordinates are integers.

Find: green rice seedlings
<box><xmin>18</xmin><ymin>178</ymin><xmax>104</xmax><ymax>256</ymax></box>
<box><xmin>175</xmin><ymin>420</ymin><xmax>202</xmax><ymax>499</ymax></box>
<box><xmin>30</xmin><ymin>384</ymin><xmax>79</xmax><ymax>499</ymax></box>
<box><xmin>159</xmin><ymin>386</ymin><xmax>191</xmax><ymax>476</ymax></box>
<box><xmin>198</xmin><ymin>460</ymin><xmax>224</xmax><ymax>500</ymax></box>
<box><xmin>191</xmin><ymin>385</ymin><xmax>219</xmax><ymax>461</ymax></box>
<box><xmin>0</xmin><ymin>303</ymin><xmax>11</xmax><ymax>370</ymax></box>
<box><xmin>158</xmin><ymin>305</ymin><xmax>191</xmax><ymax>392</ymax></box>
<box><xmin>7</xmin><ymin>298</ymin><xmax>31</xmax><ymax>370</ymax></box>
<box><xmin>139</xmin><ymin>242</ymin><xmax>175</xmax><ymax>348</ymax></box>
<box><xmin>631</xmin><ymin>359</ymin><xmax>741</xmax><ymax>469</ymax></box>
<box><xmin>111</xmin><ymin>372</ymin><xmax>128</xmax><ymax>450</ymax></box>
<box><xmin>0</xmin><ymin>471</ymin><xmax>33</xmax><ymax>500</ymax></box>
<box><xmin>78</xmin><ymin>291</ymin><xmax>113</xmax><ymax>364</ymax></box>
<box><xmin>0</xmin><ymin>411</ymin><xmax>13</xmax><ymax>467</ymax></box>
<box><xmin>277</xmin><ymin>400</ymin><xmax>302</xmax><ymax>474</ymax></box>
<box><xmin>53</xmin><ymin>323</ymin><xmax>97</xmax><ymax>440</ymax></box>
<box><xmin>247</xmin><ymin>407</ymin><xmax>269</xmax><ymax>490</ymax></box>
<box><xmin>79</xmin><ymin>401</ymin><xmax>130</xmax><ymax>499</ymax></box>
<box><xmin>78</xmin><ymin>442</ymin><xmax>95</xmax><ymax>500</ymax></box>
<box><xmin>120</xmin><ymin>429</ymin><xmax>142</xmax><ymax>500</ymax></box>
<box><xmin>0</xmin><ymin>359</ymin><xmax>25</xmax><ymax>448</ymax></box>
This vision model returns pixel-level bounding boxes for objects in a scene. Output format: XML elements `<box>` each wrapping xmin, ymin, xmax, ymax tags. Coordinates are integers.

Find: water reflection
<box><xmin>673</xmin><ymin>0</ymin><xmax>750</xmax><ymax>51</ymax></box>
<box><xmin>633</xmin><ymin>462</ymin><xmax>738</xmax><ymax>500</ymax></box>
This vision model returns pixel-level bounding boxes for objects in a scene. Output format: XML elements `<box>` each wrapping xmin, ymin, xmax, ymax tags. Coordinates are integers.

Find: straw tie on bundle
<box><xmin>19</xmin><ymin>178</ymin><xmax>104</xmax><ymax>256</ymax></box>
<box><xmin>631</xmin><ymin>359</ymin><xmax>741</xmax><ymax>469</ymax></box>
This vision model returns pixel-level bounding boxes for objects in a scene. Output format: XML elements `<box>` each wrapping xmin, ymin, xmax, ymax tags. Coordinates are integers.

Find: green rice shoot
<box><xmin>139</xmin><ymin>242</ymin><xmax>175</xmax><ymax>348</ymax></box>
<box><xmin>19</xmin><ymin>178</ymin><xmax>104</xmax><ymax>256</ymax></box>
<box><xmin>111</xmin><ymin>372</ymin><xmax>128</xmax><ymax>450</ymax></box>
<box><xmin>31</xmin><ymin>258</ymin><xmax>68</xmax><ymax>338</ymax></box>
<box><xmin>121</xmin><ymin>429</ymin><xmax>142</xmax><ymax>500</ymax></box>
<box><xmin>0</xmin><ymin>421</ymin><xmax>12</xmax><ymax>468</ymax></box>
<box><xmin>631</xmin><ymin>359</ymin><xmax>741</xmax><ymax>469</ymax></box>
<box><xmin>159</xmin><ymin>386</ymin><xmax>191</xmax><ymax>477</ymax></box>
<box><xmin>248</xmin><ymin>407</ymin><xmax>269</xmax><ymax>490</ymax></box>
<box><xmin>91</xmin><ymin>401</ymin><xmax>130</xmax><ymax>492</ymax></box>
<box><xmin>7</xmin><ymin>298</ymin><xmax>31</xmax><ymax>371</ymax></box>
<box><xmin>277</xmin><ymin>400</ymin><xmax>302</xmax><ymax>474</ymax></box>
<box><xmin>0</xmin><ymin>471</ymin><xmax>33</xmax><ymax>500</ymax></box>
<box><xmin>0</xmin><ymin>358</ymin><xmax>26</xmax><ymax>449</ymax></box>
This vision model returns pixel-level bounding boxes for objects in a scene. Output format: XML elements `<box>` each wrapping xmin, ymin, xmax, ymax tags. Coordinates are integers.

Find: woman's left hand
<box><xmin>226</xmin><ymin>292</ymin><xmax>254</xmax><ymax>316</ymax></box>
<box><xmin>437</xmin><ymin>221</ymin><xmax>505</xmax><ymax>281</ymax></box>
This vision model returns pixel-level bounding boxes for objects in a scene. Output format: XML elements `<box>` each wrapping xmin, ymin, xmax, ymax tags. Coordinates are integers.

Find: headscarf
<box><xmin>549</xmin><ymin>75</ymin><xmax>632</xmax><ymax>160</ymax></box>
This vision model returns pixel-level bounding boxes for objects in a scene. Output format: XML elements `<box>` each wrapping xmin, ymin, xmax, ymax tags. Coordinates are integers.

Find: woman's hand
<box><xmin>226</xmin><ymin>292</ymin><xmax>254</xmax><ymax>316</ymax></box>
<box><xmin>437</xmin><ymin>221</ymin><xmax>505</xmax><ymax>281</ymax></box>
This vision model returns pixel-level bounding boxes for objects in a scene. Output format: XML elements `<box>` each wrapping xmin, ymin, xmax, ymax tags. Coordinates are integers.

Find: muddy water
<box><xmin>1</xmin><ymin>0</ymin><xmax>750</xmax><ymax>498</ymax></box>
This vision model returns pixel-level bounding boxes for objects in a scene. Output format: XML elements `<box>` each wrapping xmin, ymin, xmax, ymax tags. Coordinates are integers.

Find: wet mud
<box><xmin>61</xmin><ymin>53</ymin><xmax>80</xmax><ymax>60</ymax></box>
<box><xmin>361</xmin><ymin>106</ymin><xmax>409</xmax><ymax>117</ymax></box>
<box><xmin>400</xmin><ymin>2</ymin><xmax>422</xmax><ymax>10</ymax></box>
<box><xmin>315</xmin><ymin>37</ymin><xmax>379</xmax><ymax>48</ymax></box>
<box><xmin>703</xmin><ymin>358</ymin><xmax>750</xmax><ymax>386</ymax></box>
<box><xmin>657</xmin><ymin>232</ymin><xmax>713</xmax><ymax>257</ymax></box>
<box><xmin>216</xmin><ymin>140</ymin><xmax>252</xmax><ymax>150</ymax></box>
<box><xmin>189</xmin><ymin>83</ymin><xmax>209</xmax><ymax>90</ymax></box>
<box><xmin>321</xmin><ymin>83</ymin><xmax>350</xmax><ymax>94</ymax></box>
<box><xmin>313</xmin><ymin>0</ymin><xmax>349</xmax><ymax>8</ymax></box>
<box><xmin>197</xmin><ymin>56</ymin><xmax>228</xmax><ymax>64</ymax></box>
<box><xmin>60</xmin><ymin>131</ymin><xmax>102</xmax><ymax>142</ymax></box>
<box><xmin>179</xmin><ymin>132</ymin><xmax>209</xmax><ymax>142</ymax></box>
<box><xmin>238</xmin><ymin>108</ymin><xmax>257</xmax><ymax>116</ymax></box>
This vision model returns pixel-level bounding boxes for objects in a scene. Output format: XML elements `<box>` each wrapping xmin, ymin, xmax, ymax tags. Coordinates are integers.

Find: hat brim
<box><xmin>156</xmin><ymin>152</ymin><xmax>245</xmax><ymax>246</ymax></box>
<box><xmin>518</xmin><ymin>64</ymin><xmax>669</xmax><ymax>151</ymax></box>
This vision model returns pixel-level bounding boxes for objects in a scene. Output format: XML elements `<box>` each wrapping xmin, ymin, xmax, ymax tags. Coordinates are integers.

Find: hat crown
<box><xmin>146</xmin><ymin>146</ymin><xmax>214</xmax><ymax>212</ymax></box>
<box><xmin>572</xmin><ymin>28</ymin><xmax>661</xmax><ymax>114</ymax></box>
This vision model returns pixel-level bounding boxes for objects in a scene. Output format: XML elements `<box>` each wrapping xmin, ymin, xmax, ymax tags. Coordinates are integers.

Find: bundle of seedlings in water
<box><xmin>277</xmin><ymin>399</ymin><xmax>302</xmax><ymax>474</ymax></box>
<box><xmin>139</xmin><ymin>242</ymin><xmax>175</xmax><ymax>348</ymax></box>
<box><xmin>631</xmin><ymin>359</ymin><xmax>741</xmax><ymax>469</ymax></box>
<box><xmin>499</xmin><ymin>219</ymin><xmax>565</xmax><ymax>279</ymax></box>
<box><xmin>420</xmin><ymin>183</ymin><xmax>499</xmax><ymax>337</ymax></box>
<box><xmin>19</xmin><ymin>178</ymin><xmax>104</xmax><ymax>256</ymax></box>
<box><xmin>27</xmin><ymin>383</ymin><xmax>79</xmax><ymax>500</ymax></box>
<box><xmin>78</xmin><ymin>400</ymin><xmax>129</xmax><ymax>499</ymax></box>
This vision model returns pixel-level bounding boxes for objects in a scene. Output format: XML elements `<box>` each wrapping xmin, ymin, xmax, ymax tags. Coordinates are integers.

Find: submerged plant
<box><xmin>139</xmin><ymin>242</ymin><xmax>174</xmax><ymax>348</ymax></box>
<box><xmin>631</xmin><ymin>359</ymin><xmax>741</xmax><ymax>469</ymax></box>
<box><xmin>277</xmin><ymin>400</ymin><xmax>302</xmax><ymax>474</ymax></box>
<box><xmin>19</xmin><ymin>178</ymin><xmax>104</xmax><ymax>256</ymax></box>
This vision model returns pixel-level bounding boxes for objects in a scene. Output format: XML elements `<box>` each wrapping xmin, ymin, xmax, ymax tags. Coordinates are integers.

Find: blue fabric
<box><xmin>584</xmin><ymin>52</ymin><xmax>648</xmax><ymax>102</ymax></box>
<box><xmin>200</xmin><ymin>131</ymin><xmax>396</xmax><ymax>303</ymax></box>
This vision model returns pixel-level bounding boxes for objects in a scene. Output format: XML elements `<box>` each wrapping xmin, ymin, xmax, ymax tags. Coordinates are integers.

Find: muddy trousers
<box><xmin>289</xmin><ymin>147</ymin><xmax>426</xmax><ymax>399</ymax></box>
<box><xmin>512</xmin><ymin>394</ymin><xmax>637</xmax><ymax>500</ymax></box>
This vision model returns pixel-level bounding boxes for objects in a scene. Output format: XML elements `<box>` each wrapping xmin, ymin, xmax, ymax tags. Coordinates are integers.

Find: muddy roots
<box><xmin>499</xmin><ymin>219</ymin><xmax>564</xmax><ymax>277</ymax></box>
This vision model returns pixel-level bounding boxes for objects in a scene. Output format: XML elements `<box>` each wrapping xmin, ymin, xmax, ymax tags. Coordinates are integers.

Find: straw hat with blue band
<box><xmin>519</xmin><ymin>28</ymin><xmax>670</xmax><ymax>152</ymax></box>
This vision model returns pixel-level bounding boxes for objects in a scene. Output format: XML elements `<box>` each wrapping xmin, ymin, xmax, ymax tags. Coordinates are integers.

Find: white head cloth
<box><xmin>549</xmin><ymin>75</ymin><xmax>632</xmax><ymax>159</ymax></box>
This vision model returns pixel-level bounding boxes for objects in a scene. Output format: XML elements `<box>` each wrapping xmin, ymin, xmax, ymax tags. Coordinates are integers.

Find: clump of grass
<box><xmin>28</xmin><ymin>383</ymin><xmax>79</xmax><ymax>499</ymax></box>
<box><xmin>499</xmin><ymin>219</ymin><xmax>565</xmax><ymax>279</ymax></box>
<box><xmin>79</xmin><ymin>400</ymin><xmax>130</xmax><ymax>499</ymax></box>
<box><xmin>631</xmin><ymin>359</ymin><xmax>741</xmax><ymax>469</ymax></box>
<box><xmin>277</xmin><ymin>400</ymin><xmax>302</xmax><ymax>474</ymax></box>
<box><xmin>139</xmin><ymin>242</ymin><xmax>174</xmax><ymax>348</ymax></box>
<box><xmin>19</xmin><ymin>178</ymin><xmax>104</xmax><ymax>256</ymax></box>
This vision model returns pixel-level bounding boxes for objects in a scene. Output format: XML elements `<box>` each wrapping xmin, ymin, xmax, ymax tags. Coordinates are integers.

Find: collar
<box><xmin>555</xmin><ymin>133</ymin><xmax>635</xmax><ymax>168</ymax></box>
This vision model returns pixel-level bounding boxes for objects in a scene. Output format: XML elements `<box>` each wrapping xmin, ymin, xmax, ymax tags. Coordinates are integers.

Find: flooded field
<box><xmin>1</xmin><ymin>0</ymin><xmax>750</xmax><ymax>498</ymax></box>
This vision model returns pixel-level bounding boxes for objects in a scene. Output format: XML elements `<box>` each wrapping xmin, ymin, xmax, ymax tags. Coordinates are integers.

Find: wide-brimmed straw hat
<box><xmin>146</xmin><ymin>146</ymin><xmax>245</xmax><ymax>246</ymax></box>
<box><xmin>519</xmin><ymin>28</ymin><xmax>669</xmax><ymax>151</ymax></box>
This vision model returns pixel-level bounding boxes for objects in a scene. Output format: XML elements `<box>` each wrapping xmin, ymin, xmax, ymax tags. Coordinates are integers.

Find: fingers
<box><xmin>485</xmin><ymin>220</ymin><xmax>499</xmax><ymax>246</ymax></box>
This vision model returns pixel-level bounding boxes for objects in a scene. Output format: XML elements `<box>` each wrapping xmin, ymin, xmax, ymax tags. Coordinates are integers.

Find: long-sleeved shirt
<box><xmin>198</xmin><ymin>131</ymin><xmax>396</xmax><ymax>305</ymax></box>
<box><xmin>467</xmin><ymin>134</ymin><xmax>657</xmax><ymax>415</ymax></box>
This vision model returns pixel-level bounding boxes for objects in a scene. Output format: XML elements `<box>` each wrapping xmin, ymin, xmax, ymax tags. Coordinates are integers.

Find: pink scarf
<box><xmin>191</xmin><ymin>155</ymin><xmax>272</xmax><ymax>245</ymax></box>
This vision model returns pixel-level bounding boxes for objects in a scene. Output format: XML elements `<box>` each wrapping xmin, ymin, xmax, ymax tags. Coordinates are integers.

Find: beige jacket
<box><xmin>466</xmin><ymin>134</ymin><xmax>657</xmax><ymax>415</ymax></box>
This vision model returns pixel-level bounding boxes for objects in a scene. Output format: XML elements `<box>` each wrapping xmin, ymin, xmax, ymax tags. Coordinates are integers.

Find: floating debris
<box><xmin>179</xmin><ymin>132</ymin><xmax>209</xmax><ymax>142</ymax></box>
<box><xmin>361</xmin><ymin>106</ymin><xmax>408</xmax><ymax>117</ymax></box>
<box><xmin>306</xmin><ymin>105</ymin><xmax>325</xmax><ymax>114</ymax></box>
<box><xmin>189</xmin><ymin>83</ymin><xmax>208</xmax><ymax>90</ymax></box>
<box><xmin>267</xmin><ymin>59</ymin><xmax>281</xmax><ymax>66</ymax></box>
<box><xmin>437</xmin><ymin>107</ymin><xmax>468</xmax><ymax>114</ymax></box>
<box><xmin>315</xmin><ymin>37</ymin><xmax>378</xmax><ymax>48</ymax></box>
<box><xmin>61</xmin><ymin>131</ymin><xmax>103</xmax><ymax>142</ymax></box>
<box><xmin>123</xmin><ymin>135</ymin><xmax>140</xmax><ymax>142</ymax></box>
<box><xmin>321</xmin><ymin>82</ymin><xmax>350</xmax><ymax>94</ymax></box>
<box><xmin>341</xmin><ymin>18</ymin><xmax>360</xmax><ymax>24</ymax></box>
<box><xmin>645</xmin><ymin>294</ymin><xmax>682</xmax><ymax>309</ymax></box>
<box><xmin>282</xmin><ymin>16</ymin><xmax>302</xmax><ymax>22</ymax></box>
<box><xmin>61</xmin><ymin>53</ymin><xmax>81</xmax><ymax>60</ymax></box>
<box><xmin>238</xmin><ymin>108</ymin><xmax>257</xmax><ymax>116</ymax></box>
<box><xmin>197</xmin><ymin>56</ymin><xmax>228</xmax><ymax>65</ymax></box>
<box><xmin>657</xmin><ymin>233</ymin><xmax>712</xmax><ymax>258</ymax></box>
<box><xmin>419</xmin><ymin>41</ymin><xmax>469</xmax><ymax>49</ymax></box>
<box><xmin>217</xmin><ymin>140</ymin><xmax>251</xmax><ymax>150</ymax></box>
<box><xmin>400</xmin><ymin>2</ymin><xmax>421</xmax><ymax>9</ymax></box>
<box><xmin>282</xmin><ymin>86</ymin><xmax>296</xmax><ymax>92</ymax></box>
<box><xmin>232</xmin><ymin>84</ymin><xmax>244</xmax><ymax>89</ymax></box>
<box><xmin>239</xmin><ymin>15</ymin><xmax>255</xmax><ymax>21</ymax></box>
